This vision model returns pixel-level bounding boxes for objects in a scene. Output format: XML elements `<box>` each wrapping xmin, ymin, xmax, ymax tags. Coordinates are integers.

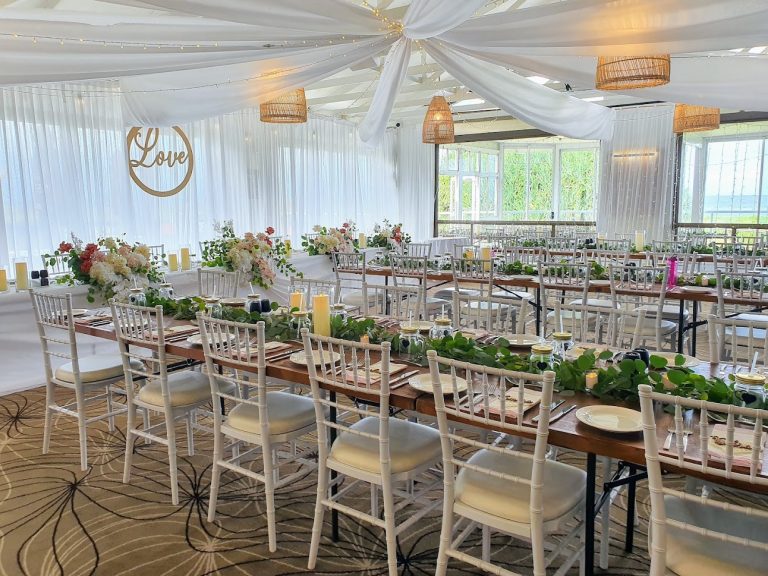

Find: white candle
<box><xmin>14</xmin><ymin>262</ymin><xmax>28</xmax><ymax>291</ymax></box>
<box><xmin>634</xmin><ymin>231</ymin><xmax>645</xmax><ymax>251</ymax></box>
<box><xmin>586</xmin><ymin>371</ymin><xmax>598</xmax><ymax>390</ymax></box>
<box><xmin>180</xmin><ymin>247</ymin><xmax>191</xmax><ymax>271</ymax></box>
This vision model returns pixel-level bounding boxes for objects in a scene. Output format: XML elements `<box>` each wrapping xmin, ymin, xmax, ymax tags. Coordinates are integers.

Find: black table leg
<box><xmin>330</xmin><ymin>391</ymin><xmax>339</xmax><ymax>542</ymax></box>
<box><xmin>535</xmin><ymin>287</ymin><xmax>541</xmax><ymax>336</ymax></box>
<box><xmin>625</xmin><ymin>464</ymin><xmax>637</xmax><ymax>553</ymax></box>
<box><xmin>586</xmin><ymin>452</ymin><xmax>596</xmax><ymax>576</ymax></box>
<box><xmin>677</xmin><ymin>299</ymin><xmax>685</xmax><ymax>353</ymax></box>
<box><xmin>691</xmin><ymin>300</ymin><xmax>699</xmax><ymax>357</ymax></box>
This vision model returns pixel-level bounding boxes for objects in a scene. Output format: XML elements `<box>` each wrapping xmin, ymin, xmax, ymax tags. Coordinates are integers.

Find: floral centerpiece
<box><xmin>301</xmin><ymin>221</ymin><xmax>358</xmax><ymax>256</ymax></box>
<box><xmin>368</xmin><ymin>220</ymin><xmax>411</xmax><ymax>249</ymax></box>
<box><xmin>200</xmin><ymin>221</ymin><xmax>297</xmax><ymax>289</ymax></box>
<box><xmin>45</xmin><ymin>235</ymin><xmax>163</xmax><ymax>302</ymax></box>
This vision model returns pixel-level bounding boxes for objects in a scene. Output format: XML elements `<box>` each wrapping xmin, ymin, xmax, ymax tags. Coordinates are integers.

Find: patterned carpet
<box><xmin>1</xmin><ymin>384</ymin><xmax>750</xmax><ymax>576</ymax></box>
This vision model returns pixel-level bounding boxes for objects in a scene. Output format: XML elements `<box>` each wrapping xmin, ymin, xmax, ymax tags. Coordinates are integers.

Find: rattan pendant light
<box><xmin>673</xmin><ymin>104</ymin><xmax>720</xmax><ymax>133</ymax></box>
<box><xmin>260</xmin><ymin>88</ymin><xmax>307</xmax><ymax>123</ymax></box>
<box><xmin>422</xmin><ymin>95</ymin><xmax>454</xmax><ymax>144</ymax></box>
<box><xmin>595</xmin><ymin>55</ymin><xmax>671</xmax><ymax>90</ymax></box>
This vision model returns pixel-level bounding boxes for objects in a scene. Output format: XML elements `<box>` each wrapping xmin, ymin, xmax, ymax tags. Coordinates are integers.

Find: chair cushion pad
<box><xmin>664</xmin><ymin>494</ymin><xmax>768</xmax><ymax>576</ymax></box>
<box><xmin>569</xmin><ymin>298</ymin><xmax>618</xmax><ymax>309</ymax></box>
<box><xmin>330</xmin><ymin>416</ymin><xmax>441</xmax><ymax>475</ymax></box>
<box><xmin>138</xmin><ymin>370</ymin><xmax>211</xmax><ymax>408</ymax></box>
<box><xmin>455</xmin><ymin>449</ymin><xmax>586</xmax><ymax>524</ymax></box>
<box><xmin>225</xmin><ymin>391</ymin><xmax>315</xmax><ymax>436</ymax></box>
<box><xmin>55</xmin><ymin>353</ymin><xmax>142</xmax><ymax>384</ymax></box>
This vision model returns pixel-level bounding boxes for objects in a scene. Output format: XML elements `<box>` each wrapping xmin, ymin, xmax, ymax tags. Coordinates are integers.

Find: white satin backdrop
<box><xmin>597</xmin><ymin>104</ymin><xmax>677</xmax><ymax>242</ymax></box>
<box><xmin>0</xmin><ymin>82</ymin><xmax>402</xmax><ymax>271</ymax></box>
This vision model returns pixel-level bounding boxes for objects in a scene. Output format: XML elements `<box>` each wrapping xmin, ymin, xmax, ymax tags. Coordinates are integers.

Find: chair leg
<box><xmin>186</xmin><ymin>412</ymin><xmax>195</xmax><ymax>456</ymax></box>
<box><xmin>599</xmin><ymin>456</ymin><xmax>613</xmax><ymax>570</ymax></box>
<box><xmin>435</xmin><ymin>504</ymin><xmax>453</xmax><ymax>576</ymax></box>
<box><xmin>370</xmin><ymin>484</ymin><xmax>379</xmax><ymax>517</ymax></box>
<box><xmin>166</xmin><ymin>412</ymin><xmax>180</xmax><ymax>506</ymax></box>
<box><xmin>42</xmin><ymin>383</ymin><xmax>54</xmax><ymax>455</ymax></box>
<box><xmin>482</xmin><ymin>525</ymin><xmax>491</xmax><ymax>563</ymax></box>
<box><xmin>382</xmin><ymin>481</ymin><xmax>399</xmax><ymax>576</ymax></box>
<box><xmin>207</xmin><ymin>427</ymin><xmax>223</xmax><ymax>522</ymax></box>
<box><xmin>263</xmin><ymin>448</ymin><xmax>277</xmax><ymax>552</ymax></box>
<box><xmin>308</xmin><ymin>462</ymin><xmax>329</xmax><ymax>570</ymax></box>
<box><xmin>123</xmin><ymin>402</ymin><xmax>138</xmax><ymax>484</ymax></box>
<box><xmin>75</xmin><ymin>390</ymin><xmax>88</xmax><ymax>471</ymax></box>
<box><xmin>106</xmin><ymin>385</ymin><xmax>116</xmax><ymax>432</ymax></box>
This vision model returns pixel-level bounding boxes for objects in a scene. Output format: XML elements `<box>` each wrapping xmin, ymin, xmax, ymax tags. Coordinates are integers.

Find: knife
<box><xmin>532</xmin><ymin>399</ymin><xmax>565</xmax><ymax>424</ymax></box>
<box><xmin>389</xmin><ymin>370</ymin><xmax>421</xmax><ymax>390</ymax></box>
<box><xmin>548</xmin><ymin>404</ymin><xmax>576</xmax><ymax>424</ymax></box>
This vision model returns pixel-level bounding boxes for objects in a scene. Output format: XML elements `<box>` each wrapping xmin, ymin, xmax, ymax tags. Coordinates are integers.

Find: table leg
<box><xmin>677</xmin><ymin>299</ymin><xmax>685</xmax><ymax>353</ymax></box>
<box><xmin>585</xmin><ymin>452</ymin><xmax>596</xmax><ymax>576</ymax></box>
<box><xmin>535</xmin><ymin>287</ymin><xmax>541</xmax><ymax>336</ymax></box>
<box><xmin>625</xmin><ymin>464</ymin><xmax>637</xmax><ymax>553</ymax></box>
<box><xmin>330</xmin><ymin>391</ymin><xmax>339</xmax><ymax>542</ymax></box>
<box><xmin>691</xmin><ymin>300</ymin><xmax>699</xmax><ymax>357</ymax></box>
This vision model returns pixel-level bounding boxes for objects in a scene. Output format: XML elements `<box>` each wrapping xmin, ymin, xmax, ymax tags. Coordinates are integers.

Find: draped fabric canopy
<box><xmin>0</xmin><ymin>0</ymin><xmax>767</xmax><ymax>142</ymax></box>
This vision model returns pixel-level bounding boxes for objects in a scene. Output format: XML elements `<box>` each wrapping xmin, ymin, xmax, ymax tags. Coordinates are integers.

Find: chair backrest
<box><xmin>595</xmin><ymin>238</ymin><xmax>631</xmax><ymax>253</ymax></box>
<box><xmin>707</xmin><ymin>314</ymin><xmax>768</xmax><ymax>369</ymax></box>
<box><xmin>716</xmin><ymin>270</ymin><xmax>768</xmax><ymax>318</ymax></box>
<box><xmin>652</xmin><ymin>239</ymin><xmax>690</xmax><ymax>254</ymax></box>
<box><xmin>584</xmin><ymin>248</ymin><xmax>629</xmax><ymax>269</ymax></box>
<box><xmin>650</xmin><ymin>251</ymin><xmax>699</xmax><ymax>276</ymax></box>
<box><xmin>29</xmin><ymin>290</ymin><xmax>79</xmax><ymax>384</ymax></box>
<box><xmin>148</xmin><ymin>244</ymin><xmax>165</xmax><ymax>263</ymax></box>
<box><xmin>451</xmin><ymin>256</ymin><xmax>494</xmax><ymax>289</ymax></box>
<box><xmin>609</xmin><ymin>264</ymin><xmax>669</xmax><ymax>350</ymax></box>
<box><xmin>289</xmin><ymin>275</ymin><xmax>340</xmax><ymax>305</ymax></box>
<box><xmin>110</xmin><ymin>301</ymin><xmax>173</xmax><ymax>410</ymax></box>
<box><xmin>452</xmin><ymin>291</ymin><xmax>527</xmax><ymax>335</ymax></box>
<box><xmin>332</xmin><ymin>252</ymin><xmax>366</xmax><ymax>281</ymax></box>
<box><xmin>427</xmin><ymin>350</ymin><xmax>555</xmax><ymax>573</ymax></box>
<box><xmin>41</xmin><ymin>253</ymin><xmax>71</xmax><ymax>277</ymax></box>
<box><xmin>402</xmin><ymin>242</ymin><xmax>432</xmax><ymax>258</ymax></box>
<box><xmin>638</xmin><ymin>384</ymin><xmax>768</xmax><ymax>575</ymax></box>
<box><xmin>390</xmin><ymin>254</ymin><xmax>430</xmax><ymax>287</ymax></box>
<box><xmin>198</xmin><ymin>316</ymin><xmax>273</xmax><ymax>436</ymax></box>
<box><xmin>453</xmin><ymin>244</ymin><xmax>478</xmax><ymax>258</ymax></box>
<box><xmin>362</xmin><ymin>282</ymin><xmax>423</xmax><ymax>321</ymax></box>
<box><xmin>713</xmin><ymin>253</ymin><xmax>762</xmax><ymax>274</ymax></box>
<box><xmin>197</xmin><ymin>268</ymin><xmax>241</xmax><ymax>298</ymax></box>
<box><xmin>301</xmin><ymin>329</ymin><xmax>396</xmax><ymax>475</ymax></box>
<box><xmin>498</xmin><ymin>246</ymin><xmax>542</xmax><ymax>267</ymax></box>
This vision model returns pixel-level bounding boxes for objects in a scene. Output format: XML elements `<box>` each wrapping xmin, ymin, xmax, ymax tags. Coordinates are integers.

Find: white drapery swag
<box><xmin>0</xmin><ymin>81</ymin><xmax>410</xmax><ymax>271</ymax></box>
<box><xmin>597</xmin><ymin>104</ymin><xmax>677</xmax><ymax>242</ymax></box>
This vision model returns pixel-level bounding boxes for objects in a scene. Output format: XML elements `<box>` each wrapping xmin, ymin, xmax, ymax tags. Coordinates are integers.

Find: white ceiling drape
<box><xmin>0</xmin><ymin>0</ymin><xmax>766</xmax><ymax>140</ymax></box>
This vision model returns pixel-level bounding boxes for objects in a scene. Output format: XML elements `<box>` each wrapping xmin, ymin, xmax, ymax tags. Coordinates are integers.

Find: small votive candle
<box><xmin>0</xmin><ymin>268</ymin><xmax>7</xmax><ymax>292</ymax></box>
<box><xmin>585</xmin><ymin>370</ymin><xmax>598</xmax><ymax>390</ymax></box>
<box><xmin>180</xmin><ymin>247</ymin><xmax>191</xmax><ymax>271</ymax></box>
<box><xmin>14</xmin><ymin>262</ymin><xmax>29</xmax><ymax>291</ymax></box>
<box><xmin>360</xmin><ymin>334</ymin><xmax>370</xmax><ymax>344</ymax></box>
<box><xmin>167</xmin><ymin>253</ymin><xmax>179</xmax><ymax>272</ymax></box>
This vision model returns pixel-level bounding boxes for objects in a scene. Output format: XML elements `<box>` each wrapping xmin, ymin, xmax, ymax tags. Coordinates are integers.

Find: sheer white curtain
<box><xmin>597</xmin><ymin>104</ymin><xmax>677</xmax><ymax>242</ymax></box>
<box><xmin>0</xmin><ymin>82</ymin><xmax>399</xmax><ymax>275</ymax></box>
<box><xmin>396</xmin><ymin>122</ymin><xmax>435</xmax><ymax>241</ymax></box>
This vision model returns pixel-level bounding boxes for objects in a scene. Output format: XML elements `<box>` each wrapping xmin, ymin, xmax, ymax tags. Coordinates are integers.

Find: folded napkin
<box><xmin>75</xmin><ymin>315</ymin><xmax>112</xmax><ymax>324</ymax></box>
<box><xmin>344</xmin><ymin>362</ymin><xmax>408</xmax><ymax>384</ymax></box>
<box><xmin>483</xmin><ymin>387</ymin><xmax>542</xmax><ymax>416</ymax></box>
<box><xmin>707</xmin><ymin>423</ymin><xmax>765</xmax><ymax>469</ymax></box>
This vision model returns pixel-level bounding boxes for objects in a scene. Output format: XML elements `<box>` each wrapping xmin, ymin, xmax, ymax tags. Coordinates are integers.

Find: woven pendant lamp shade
<box><xmin>673</xmin><ymin>104</ymin><xmax>720</xmax><ymax>133</ymax></box>
<box><xmin>422</xmin><ymin>96</ymin><xmax>454</xmax><ymax>144</ymax></box>
<box><xmin>595</xmin><ymin>55</ymin><xmax>671</xmax><ymax>90</ymax></box>
<box><xmin>259</xmin><ymin>88</ymin><xmax>307</xmax><ymax>123</ymax></box>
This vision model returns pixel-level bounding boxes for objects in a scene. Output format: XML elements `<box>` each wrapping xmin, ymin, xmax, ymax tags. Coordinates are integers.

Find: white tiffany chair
<box><xmin>332</xmin><ymin>252</ymin><xmax>378</xmax><ymax>312</ymax></box>
<box><xmin>302</xmin><ymin>330</ymin><xmax>442</xmax><ymax>576</ymax></box>
<box><xmin>452</xmin><ymin>291</ymin><xmax>528</xmax><ymax>336</ymax></box>
<box><xmin>715</xmin><ymin>270</ymin><xmax>768</xmax><ymax>324</ymax></box>
<box><xmin>31</xmin><ymin>290</ymin><xmax>139</xmax><ymax>470</ymax></box>
<box><xmin>361</xmin><ymin>282</ymin><xmax>423</xmax><ymax>322</ymax></box>
<box><xmin>402</xmin><ymin>242</ymin><xmax>432</xmax><ymax>258</ymax></box>
<box><xmin>638</xmin><ymin>384</ymin><xmax>768</xmax><ymax>576</ymax></box>
<box><xmin>112</xmin><ymin>301</ymin><xmax>211</xmax><ymax>505</ymax></box>
<box><xmin>391</xmin><ymin>254</ymin><xmax>449</xmax><ymax>318</ymax></box>
<box><xmin>289</xmin><ymin>275</ymin><xmax>341</xmax><ymax>306</ymax></box>
<box><xmin>198</xmin><ymin>316</ymin><xmax>317</xmax><ymax>552</ymax></box>
<box><xmin>707</xmin><ymin>314</ymin><xmax>768</xmax><ymax>369</ymax></box>
<box><xmin>538</xmin><ymin>260</ymin><xmax>591</xmax><ymax>338</ymax></box>
<box><xmin>427</xmin><ymin>351</ymin><xmax>585</xmax><ymax>576</ymax></box>
<box><xmin>594</xmin><ymin>238</ymin><xmax>631</xmax><ymax>254</ymax></box>
<box><xmin>197</xmin><ymin>268</ymin><xmax>241</xmax><ymax>298</ymax></box>
<box><xmin>40</xmin><ymin>252</ymin><xmax>70</xmax><ymax>278</ymax></box>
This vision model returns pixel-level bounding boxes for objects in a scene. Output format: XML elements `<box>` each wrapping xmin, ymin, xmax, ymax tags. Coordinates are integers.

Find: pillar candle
<box><xmin>312</xmin><ymin>294</ymin><xmax>331</xmax><ymax>337</ymax></box>
<box><xmin>634</xmin><ymin>231</ymin><xmax>645</xmax><ymax>251</ymax></box>
<box><xmin>180</xmin><ymin>247</ymin><xmax>191</xmax><ymax>271</ymax></box>
<box><xmin>358</xmin><ymin>233</ymin><xmax>367</xmax><ymax>249</ymax></box>
<box><xmin>167</xmin><ymin>253</ymin><xmax>179</xmax><ymax>272</ymax></box>
<box><xmin>481</xmin><ymin>245</ymin><xmax>492</xmax><ymax>272</ymax></box>
<box><xmin>289</xmin><ymin>291</ymin><xmax>304</xmax><ymax>311</ymax></box>
<box><xmin>285</xmin><ymin>239</ymin><xmax>292</xmax><ymax>259</ymax></box>
<box><xmin>360</xmin><ymin>334</ymin><xmax>370</xmax><ymax>344</ymax></box>
<box><xmin>0</xmin><ymin>268</ymin><xmax>7</xmax><ymax>292</ymax></box>
<box><xmin>14</xmin><ymin>262</ymin><xmax>28</xmax><ymax>291</ymax></box>
<box><xmin>597</xmin><ymin>232</ymin><xmax>606</xmax><ymax>241</ymax></box>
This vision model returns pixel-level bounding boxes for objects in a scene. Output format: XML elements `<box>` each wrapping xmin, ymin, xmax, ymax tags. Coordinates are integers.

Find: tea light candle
<box><xmin>312</xmin><ymin>294</ymin><xmax>331</xmax><ymax>336</ymax></box>
<box><xmin>167</xmin><ymin>253</ymin><xmax>179</xmax><ymax>272</ymax></box>
<box><xmin>0</xmin><ymin>268</ymin><xmax>7</xmax><ymax>292</ymax></box>
<box><xmin>360</xmin><ymin>334</ymin><xmax>369</xmax><ymax>344</ymax></box>
<box><xmin>14</xmin><ymin>262</ymin><xmax>29</xmax><ymax>291</ymax></box>
<box><xmin>700</xmin><ymin>274</ymin><xmax>709</xmax><ymax>287</ymax></box>
<box><xmin>586</xmin><ymin>370</ymin><xmax>598</xmax><ymax>390</ymax></box>
<box><xmin>180</xmin><ymin>248</ymin><xmax>191</xmax><ymax>271</ymax></box>
<box><xmin>634</xmin><ymin>230</ymin><xmax>645</xmax><ymax>251</ymax></box>
<box><xmin>358</xmin><ymin>233</ymin><xmax>367</xmax><ymax>249</ymax></box>
<box><xmin>597</xmin><ymin>232</ymin><xmax>606</xmax><ymax>241</ymax></box>
<box><xmin>289</xmin><ymin>291</ymin><xmax>304</xmax><ymax>310</ymax></box>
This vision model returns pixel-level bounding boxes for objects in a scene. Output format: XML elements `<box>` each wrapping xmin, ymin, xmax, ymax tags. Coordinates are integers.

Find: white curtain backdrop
<box><xmin>0</xmin><ymin>82</ymin><xmax>402</xmax><ymax>275</ymax></box>
<box><xmin>597</xmin><ymin>104</ymin><xmax>677</xmax><ymax>242</ymax></box>
<box><xmin>396</xmin><ymin>122</ymin><xmax>435</xmax><ymax>242</ymax></box>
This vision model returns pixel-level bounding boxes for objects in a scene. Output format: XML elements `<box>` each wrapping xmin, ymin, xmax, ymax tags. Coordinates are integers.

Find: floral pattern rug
<box><xmin>2</xmin><ymin>385</ymin><xmax>740</xmax><ymax>576</ymax></box>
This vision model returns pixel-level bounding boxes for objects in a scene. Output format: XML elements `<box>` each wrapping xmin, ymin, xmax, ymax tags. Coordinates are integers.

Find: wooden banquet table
<box><xmin>74</xmin><ymin>316</ymin><xmax>768</xmax><ymax>576</ymax></box>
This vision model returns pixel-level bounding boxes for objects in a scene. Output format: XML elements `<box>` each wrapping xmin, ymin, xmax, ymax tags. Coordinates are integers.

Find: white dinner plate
<box><xmin>679</xmin><ymin>286</ymin><xmax>712</xmax><ymax>294</ymax></box>
<box><xmin>404</xmin><ymin>321</ymin><xmax>433</xmax><ymax>331</ymax></box>
<box><xmin>185</xmin><ymin>333</ymin><xmax>237</xmax><ymax>346</ymax></box>
<box><xmin>409</xmin><ymin>373</ymin><xmax>468</xmax><ymax>394</ymax></box>
<box><xmin>509</xmin><ymin>274</ymin><xmax>535</xmax><ymax>280</ymax></box>
<box><xmin>506</xmin><ymin>334</ymin><xmax>541</xmax><ymax>347</ymax></box>
<box><xmin>289</xmin><ymin>350</ymin><xmax>341</xmax><ymax>366</ymax></box>
<box><xmin>61</xmin><ymin>308</ymin><xmax>88</xmax><ymax>318</ymax></box>
<box><xmin>575</xmin><ymin>406</ymin><xmax>643</xmax><ymax>433</ymax></box>
<box><xmin>589</xmin><ymin>279</ymin><xmax>611</xmax><ymax>287</ymax></box>
<box><xmin>652</xmin><ymin>352</ymin><xmax>701</xmax><ymax>368</ymax></box>
<box><xmin>220</xmin><ymin>297</ymin><xmax>246</xmax><ymax>306</ymax></box>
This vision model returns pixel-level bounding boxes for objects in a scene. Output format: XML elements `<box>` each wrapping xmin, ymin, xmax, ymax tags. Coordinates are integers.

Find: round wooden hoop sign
<box><xmin>127</xmin><ymin>126</ymin><xmax>194</xmax><ymax>197</ymax></box>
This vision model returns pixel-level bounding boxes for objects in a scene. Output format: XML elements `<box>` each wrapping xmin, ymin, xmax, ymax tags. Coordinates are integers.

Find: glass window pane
<box><xmin>559</xmin><ymin>149</ymin><xmax>597</xmax><ymax>221</ymax></box>
<box><xmin>502</xmin><ymin>149</ymin><xmax>527</xmax><ymax>220</ymax></box>
<box><xmin>487</xmin><ymin>153</ymin><xmax>497</xmax><ymax>173</ymax></box>
<box><xmin>462</xmin><ymin>150</ymin><xmax>478</xmax><ymax>172</ymax></box>
<box><xmin>438</xmin><ymin>174</ymin><xmax>456</xmax><ymax>220</ymax></box>
<box><xmin>529</xmin><ymin>149</ymin><xmax>554</xmax><ymax>220</ymax></box>
<box><xmin>447</xmin><ymin>148</ymin><xmax>458</xmax><ymax>170</ymax></box>
<box><xmin>703</xmin><ymin>140</ymin><xmax>762</xmax><ymax>224</ymax></box>
<box><xmin>479</xmin><ymin>177</ymin><xmax>497</xmax><ymax>220</ymax></box>
<box><xmin>461</xmin><ymin>177</ymin><xmax>474</xmax><ymax>218</ymax></box>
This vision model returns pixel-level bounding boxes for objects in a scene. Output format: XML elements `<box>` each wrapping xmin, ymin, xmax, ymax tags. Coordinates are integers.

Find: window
<box><xmin>439</xmin><ymin>140</ymin><xmax>599</xmax><ymax>222</ymax></box>
<box><xmin>679</xmin><ymin>123</ymin><xmax>768</xmax><ymax>224</ymax></box>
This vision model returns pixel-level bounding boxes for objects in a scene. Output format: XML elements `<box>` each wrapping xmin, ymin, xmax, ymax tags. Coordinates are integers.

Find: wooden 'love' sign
<box><xmin>126</xmin><ymin>126</ymin><xmax>194</xmax><ymax>197</ymax></box>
